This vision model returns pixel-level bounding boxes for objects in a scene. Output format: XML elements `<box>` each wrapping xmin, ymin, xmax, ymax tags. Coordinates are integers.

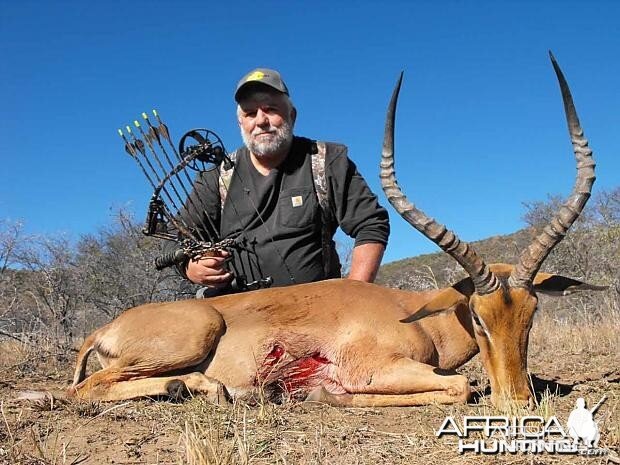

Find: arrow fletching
<box><xmin>134</xmin><ymin>139</ymin><xmax>146</xmax><ymax>155</ymax></box>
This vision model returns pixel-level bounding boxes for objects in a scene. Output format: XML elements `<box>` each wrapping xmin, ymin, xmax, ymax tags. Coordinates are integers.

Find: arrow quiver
<box><xmin>117</xmin><ymin>111</ymin><xmax>273</xmax><ymax>293</ymax></box>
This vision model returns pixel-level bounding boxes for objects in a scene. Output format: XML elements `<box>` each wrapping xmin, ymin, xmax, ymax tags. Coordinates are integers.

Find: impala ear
<box><xmin>533</xmin><ymin>272</ymin><xmax>608</xmax><ymax>296</ymax></box>
<box><xmin>400</xmin><ymin>278</ymin><xmax>471</xmax><ymax>323</ymax></box>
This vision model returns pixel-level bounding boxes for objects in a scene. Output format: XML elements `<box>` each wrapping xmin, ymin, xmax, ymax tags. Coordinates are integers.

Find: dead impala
<box><xmin>25</xmin><ymin>53</ymin><xmax>604</xmax><ymax>408</ymax></box>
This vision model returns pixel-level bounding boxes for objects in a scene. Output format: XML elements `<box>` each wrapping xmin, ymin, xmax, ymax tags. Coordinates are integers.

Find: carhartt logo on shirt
<box><xmin>291</xmin><ymin>196</ymin><xmax>303</xmax><ymax>207</ymax></box>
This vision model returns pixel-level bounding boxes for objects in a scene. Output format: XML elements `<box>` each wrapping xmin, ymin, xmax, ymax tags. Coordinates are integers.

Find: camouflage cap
<box><xmin>234</xmin><ymin>68</ymin><xmax>289</xmax><ymax>102</ymax></box>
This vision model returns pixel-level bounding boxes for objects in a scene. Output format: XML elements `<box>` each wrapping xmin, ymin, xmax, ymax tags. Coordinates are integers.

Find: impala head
<box><xmin>381</xmin><ymin>53</ymin><xmax>601</xmax><ymax>407</ymax></box>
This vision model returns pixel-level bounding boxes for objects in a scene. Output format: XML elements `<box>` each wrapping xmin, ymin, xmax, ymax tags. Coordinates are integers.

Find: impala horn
<box><xmin>380</xmin><ymin>72</ymin><xmax>500</xmax><ymax>295</ymax></box>
<box><xmin>509</xmin><ymin>52</ymin><xmax>596</xmax><ymax>288</ymax></box>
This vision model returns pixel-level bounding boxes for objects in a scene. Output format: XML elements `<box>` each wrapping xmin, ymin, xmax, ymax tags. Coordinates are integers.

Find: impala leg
<box><xmin>308</xmin><ymin>357</ymin><xmax>470</xmax><ymax>406</ymax></box>
<box><xmin>360</xmin><ymin>357</ymin><xmax>470</xmax><ymax>397</ymax></box>
<box><xmin>306</xmin><ymin>388</ymin><xmax>467</xmax><ymax>407</ymax></box>
<box><xmin>69</xmin><ymin>304</ymin><xmax>226</xmax><ymax>402</ymax></box>
<box><xmin>72</xmin><ymin>369</ymin><xmax>226</xmax><ymax>404</ymax></box>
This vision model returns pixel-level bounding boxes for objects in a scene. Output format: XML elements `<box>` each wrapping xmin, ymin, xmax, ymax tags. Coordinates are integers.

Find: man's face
<box><xmin>237</xmin><ymin>90</ymin><xmax>296</xmax><ymax>158</ymax></box>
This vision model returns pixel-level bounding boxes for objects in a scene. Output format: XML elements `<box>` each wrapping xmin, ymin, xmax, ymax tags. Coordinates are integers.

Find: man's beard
<box><xmin>241</xmin><ymin>120</ymin><xmax>294</xmax><ymax>158</ymax></box>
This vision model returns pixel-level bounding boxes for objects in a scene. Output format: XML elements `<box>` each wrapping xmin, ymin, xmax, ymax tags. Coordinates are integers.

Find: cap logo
<box><xmin>246</xmin><ymin>71</ymin><xmax>265</xmax><ymax>82</ymax></box>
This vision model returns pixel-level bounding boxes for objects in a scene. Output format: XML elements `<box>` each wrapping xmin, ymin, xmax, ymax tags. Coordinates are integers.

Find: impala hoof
<box><xmin>207</xmin><ymin>381</ymin><xmax>230</xmax><ymax>406</ymax></box>
<box><xmin>447</xmin><ymin>375</ymin><xmax>471</xmax><ymax>404</ymax></box>
<box><xmin>165</xmin><ymin>379</ymin><xmax>190</xmax><ymax>402</ymax></box>
<box><xmin>304</xmin><ymin>387</ymin><xmax>331</xmax><ymax>403</ymax></box>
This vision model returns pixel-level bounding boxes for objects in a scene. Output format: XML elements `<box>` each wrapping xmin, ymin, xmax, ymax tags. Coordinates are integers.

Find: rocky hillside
<box><xmin>376</xmin><ymin>228</ymin><xmax>534</xmax><ymax>290</ymax></box>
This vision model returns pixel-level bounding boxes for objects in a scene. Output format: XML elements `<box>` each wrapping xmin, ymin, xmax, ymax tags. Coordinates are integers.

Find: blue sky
<box><xmin>1</xmin><ymin>1</ymin><xmax>618</xmax><ymax>264</ymax></box>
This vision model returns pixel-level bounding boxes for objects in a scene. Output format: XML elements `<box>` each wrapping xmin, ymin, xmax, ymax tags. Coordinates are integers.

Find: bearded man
<box><xmin>177</xmin><ymin>68</ymin><xmax>389</xmax><ymax>295</ymax></box>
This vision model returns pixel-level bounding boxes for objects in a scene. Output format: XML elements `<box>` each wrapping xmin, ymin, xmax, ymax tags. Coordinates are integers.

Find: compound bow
<box><xmin>118</xmin><ymin>110</ymin><xmax>273</xmax><ymax>293</ymax></box>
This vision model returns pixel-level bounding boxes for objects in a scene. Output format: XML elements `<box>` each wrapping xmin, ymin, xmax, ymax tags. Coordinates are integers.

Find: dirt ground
<box><xmin>1</xmin><ymin>311</ymin><xmax>618</xmax><ymax>465</ymax></box>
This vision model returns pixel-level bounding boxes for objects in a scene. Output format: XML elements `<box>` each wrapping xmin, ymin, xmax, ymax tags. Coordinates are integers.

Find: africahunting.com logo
<box><xmin>436</xmin><ymin>396</ymin><xmax>609</xmax><ymax>455</ymax></box>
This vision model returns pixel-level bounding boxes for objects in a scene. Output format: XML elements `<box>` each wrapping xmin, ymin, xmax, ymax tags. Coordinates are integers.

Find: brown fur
<box><xmin>37</xmin><ymin>265</ymin><xmax>598</xmax><ymax>408</ymax></box>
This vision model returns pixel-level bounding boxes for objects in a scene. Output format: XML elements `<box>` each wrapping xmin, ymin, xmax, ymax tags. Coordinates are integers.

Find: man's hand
<box><xmin>185</xmin><ymin>250</ymin><xmax>233</xmax><ymax>288</ymax></box>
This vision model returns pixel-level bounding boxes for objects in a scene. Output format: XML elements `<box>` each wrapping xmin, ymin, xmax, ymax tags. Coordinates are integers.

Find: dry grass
<box><xmin>1</xmin><ymin>298</ymin><xmax>619</xmax><ymax>465</ymax></box>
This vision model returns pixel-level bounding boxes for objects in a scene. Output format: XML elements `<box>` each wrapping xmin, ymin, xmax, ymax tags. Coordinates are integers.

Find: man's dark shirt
<box><xmin>177</xmin><ymin>136</ymin><xmax>389</xmax><ymax>288</ymax></box>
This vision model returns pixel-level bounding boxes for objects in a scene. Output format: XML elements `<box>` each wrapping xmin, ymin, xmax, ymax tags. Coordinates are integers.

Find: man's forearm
<box><xmin>347</xmin><ymin>242</ymin><xmax>385</xmax><ymax>283</ymax></box>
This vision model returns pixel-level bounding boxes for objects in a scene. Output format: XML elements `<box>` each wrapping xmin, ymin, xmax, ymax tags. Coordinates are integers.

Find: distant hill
<box><xmin>376</xmin><ymin>228</ymin><xmax>535</xmax><ymax>290</ymax></box>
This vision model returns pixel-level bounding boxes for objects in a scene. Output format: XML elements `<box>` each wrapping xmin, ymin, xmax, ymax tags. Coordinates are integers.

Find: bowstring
<box><xmin>218</xmin><ymin>152</ymin><xmax>297</xmax><ymax>286</ymax></box>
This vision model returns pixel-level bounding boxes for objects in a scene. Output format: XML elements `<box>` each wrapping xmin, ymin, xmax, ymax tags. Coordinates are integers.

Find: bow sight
<box><xmin>118</xmin><ymin>110</ymin><xmax>273</xmax><ymax>292</ymax></box>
